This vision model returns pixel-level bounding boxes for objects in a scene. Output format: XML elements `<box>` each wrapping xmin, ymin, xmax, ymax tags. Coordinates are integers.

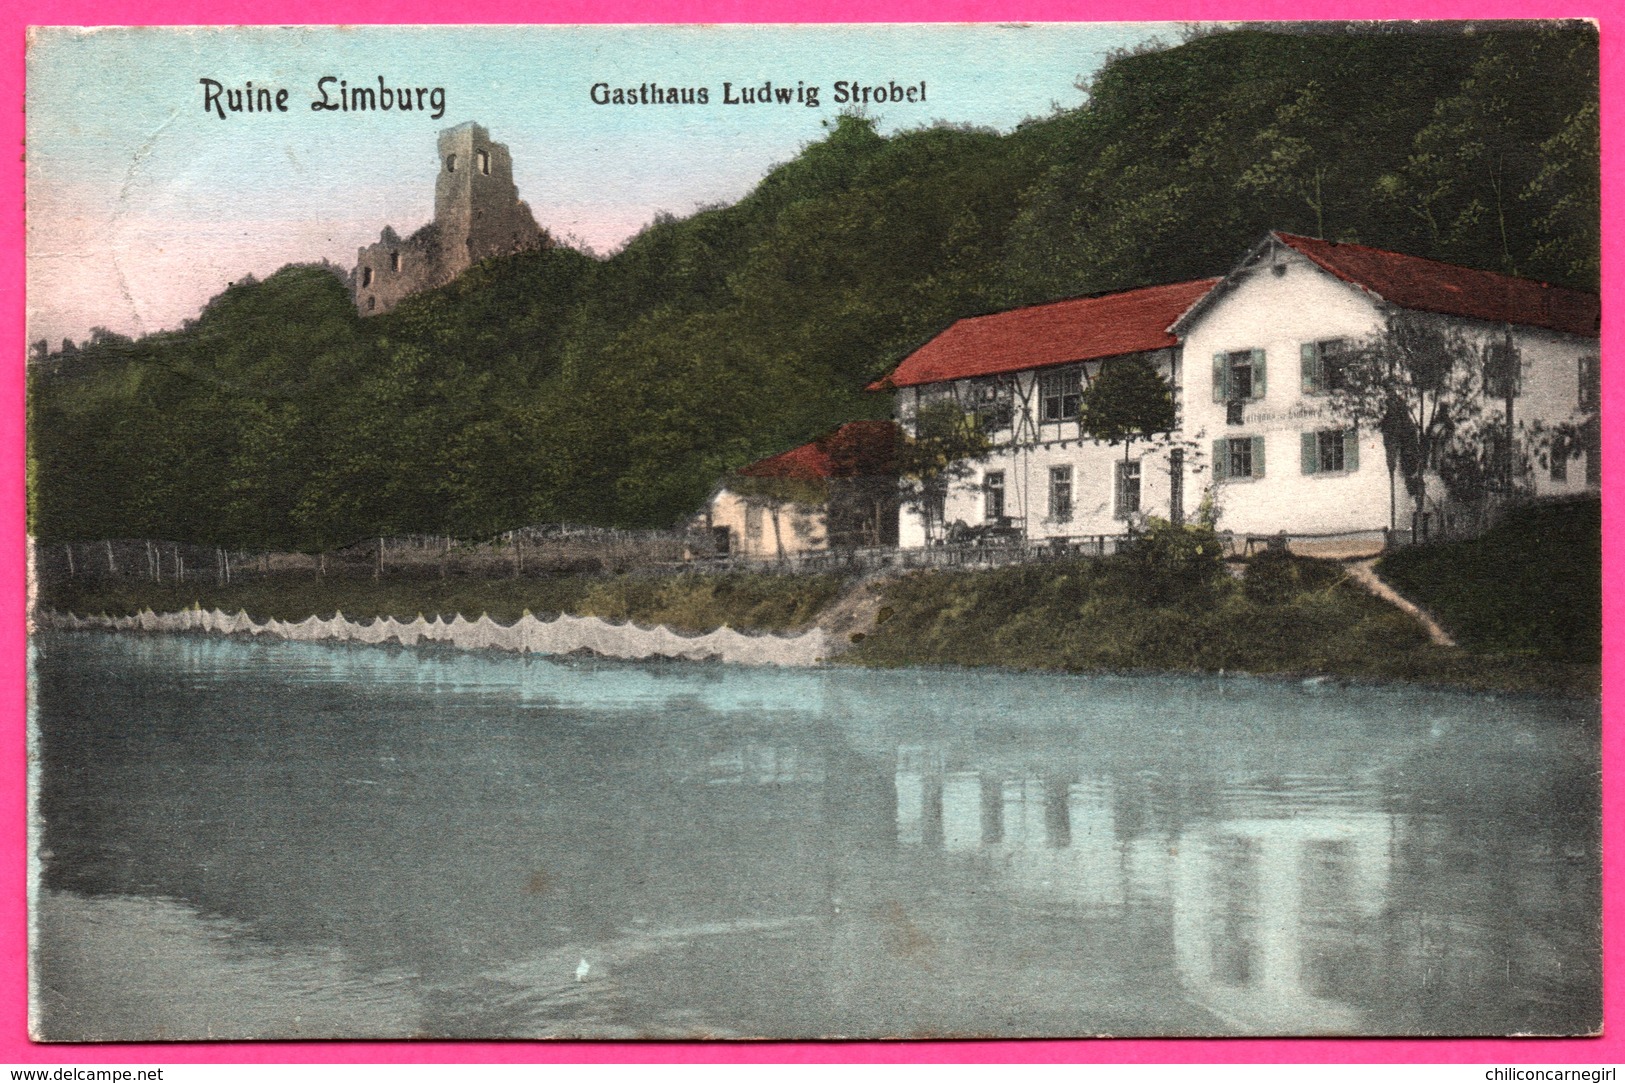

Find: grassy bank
<box><xmin>1378</xmin><ymin>497</ymin><xmax>1601</xmax><ymax>664</ymax></box>
<box><xmin>841</xmin><ymin>539</ymin><xmax>1598</xmax><ymax>697</ymax></box>
<box><xmin>38</xmin><ymin>571</ymin><xmax>849</xmax><ymax>635</ymax></box>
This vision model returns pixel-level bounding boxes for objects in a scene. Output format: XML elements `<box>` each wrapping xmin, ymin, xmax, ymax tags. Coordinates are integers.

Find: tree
<box><xmin>1079</xmin><ymin>356</ymin><xmax>1178</xmax><ymax>466</ymax></box>
<box><xmin>896</xmin><ymin>400</ymin><xmax>992</xmax><ymax>543</ymax></box>
<box><xmin>822</xmin><ymin>422</ymin><xmax>901</xmax><ymax>548</ymax></box>
<box><xmin>1523</xmin><ymin>100</ymin><xmax>1600</xmax><ymax>287</ymax></box>
<box><xmin>1329</xmin><ymin>310</ymin><xmax>1484</xmax><ymax>533</ymax></box>
<box><xmin>1238</xmin><ymin>81</ymin><xmax>1336</xmax><ymax>238</ymax></box>
<box><xmin>1396</xmin><ymin>28</ymin><xmax>1597</xmax><ymax>278</ymax></box>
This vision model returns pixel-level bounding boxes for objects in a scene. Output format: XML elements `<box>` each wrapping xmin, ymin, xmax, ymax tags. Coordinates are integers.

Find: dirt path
<box><xmin>1346</xmin><ymin>558</ymin><xmax>1457</xmax><ymax>647</ymax></box>
<box><xmin>815</xmin><ymin>568</ymin><xmax>904</xmax><ymax>656</ymax></box>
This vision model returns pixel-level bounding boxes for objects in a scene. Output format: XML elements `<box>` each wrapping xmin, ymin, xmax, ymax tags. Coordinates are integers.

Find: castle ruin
<box><xmin>353</xmin><ymin>122</ymin><xmax>547</xmax><ymax>316</ymax></box>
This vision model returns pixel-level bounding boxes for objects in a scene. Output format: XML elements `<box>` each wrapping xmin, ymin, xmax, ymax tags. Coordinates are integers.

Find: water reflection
<box><xmin>1171</xmin><ymin>812</ymin><xmax>1392</xmax><ymax>1032</ymax></box>
<box><xmin>891</xmin><ymin>754</ymin><xmax>1394</xmax><ymax>1030</ymax></box>
<box><xmin>31</xmin><ymin>633</ymin><xmax>1599</xmax><ymax>1039</ymax></box>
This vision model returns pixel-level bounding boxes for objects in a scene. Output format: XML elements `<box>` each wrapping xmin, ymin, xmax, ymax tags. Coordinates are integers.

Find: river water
<box><xmin>30</xmin><ymin>632</ymin><xmax>1600</xmax><ymax>1040</ymax></box>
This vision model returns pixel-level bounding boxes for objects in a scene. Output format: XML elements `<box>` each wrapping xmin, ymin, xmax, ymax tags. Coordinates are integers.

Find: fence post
<box><xmin>64</xmin><ymin>544</ymin><xmax>74</xmax><ymax>578</ymax></box>
<box><xmin>106</xmin><ymin>539</ymin><xmax>115</xmax><ymax>574</ymax></box>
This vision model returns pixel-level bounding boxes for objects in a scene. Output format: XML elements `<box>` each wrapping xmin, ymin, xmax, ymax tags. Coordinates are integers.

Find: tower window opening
<box><xmin>361</xmin><ymin>266</ymin><xmax>373</xmax><ymax>287</ymax></box>
<box><xmin>476</xmin><ymin>149</ymin><xmax>490</xmax><ymax>175</ymax></box>
<box><xmin>389</xmin><ymin>251</ymin><xmax>400</xmax><ymax>272</ymax></box>
<box><xmin>367</xmin><ymin>295</ymin><xmax>376</xmax><ymax>311</ymax></box>
<box><xmin>445</xmin><ymin>154</ymin><xmax>457</xmax><ymax>173</ymax></box>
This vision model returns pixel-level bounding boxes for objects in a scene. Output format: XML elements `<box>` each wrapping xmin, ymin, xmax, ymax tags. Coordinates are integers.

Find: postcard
<box><xmin>24</xmin><ymin>21</ymin><xmax>1601</xmax><ymax>1041</ymax></box>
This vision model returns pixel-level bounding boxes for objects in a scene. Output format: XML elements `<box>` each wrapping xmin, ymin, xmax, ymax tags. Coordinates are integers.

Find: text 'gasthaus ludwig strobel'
<box><xmin>198</xmin><ymin>77</ymin><xmax>448</xmax><ymax>120</ymax></box>
<box><xmin>588</xmin><ymin>80</ymin><xmax>927</xmax><ymax>107</ymax></box>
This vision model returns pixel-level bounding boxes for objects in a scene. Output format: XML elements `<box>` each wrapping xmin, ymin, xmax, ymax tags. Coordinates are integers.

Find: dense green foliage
<box><xmin>1379</xmin><ymin>496</ymin><xmax>1601</xmax><ymax>662</ymax></box>
<box><xmin>30</xmin><ymin>24</ymin><xmax>1598</xmax><ymax>548</ymax></box>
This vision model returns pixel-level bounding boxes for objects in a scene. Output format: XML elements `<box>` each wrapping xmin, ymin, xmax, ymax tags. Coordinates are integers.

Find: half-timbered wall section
<box><xmin>872</xmin><ymin>279</ymin><xmax>1218</xmax><ymax>548</ymax></box>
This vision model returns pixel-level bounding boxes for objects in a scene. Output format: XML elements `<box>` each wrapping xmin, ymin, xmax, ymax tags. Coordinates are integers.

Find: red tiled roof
<box><xmin>735</xmin><ymin>420</ymin><xmax>899</xmax><ymax>481</ymax></box>
<box><xmin>869</xmin><ymin>278</ymin><xmax>1221</xmax><ymax>391</ymax></box>
<box><xmin>1275</xmin><ymin>232</ymin><xmax>1599</xmax><ymax>338</ymax></box>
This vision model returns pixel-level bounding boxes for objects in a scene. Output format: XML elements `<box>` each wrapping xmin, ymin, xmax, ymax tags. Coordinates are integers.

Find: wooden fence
<box><xmin>37</xmin><ymin>525</ymin><xmax>715</xmax><ymax>587</ymax></box>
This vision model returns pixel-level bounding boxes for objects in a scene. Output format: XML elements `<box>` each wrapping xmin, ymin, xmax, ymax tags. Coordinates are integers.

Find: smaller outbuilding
<box><xmin>702</xmin><ymin>421</ymin><xmax>901</xmax><ymax>560</ymax></box>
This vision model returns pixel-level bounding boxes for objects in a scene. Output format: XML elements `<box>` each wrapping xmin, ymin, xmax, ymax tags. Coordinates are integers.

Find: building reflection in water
<box><xmin>894</xmin><ymin>748</ymin><xmax>1123</xmax><ymax>907</ymax></box>
<box><xmin>1172</xmin><ymin>812</ymin><xmax>1392</xmax><ymax>1032</ymax></box>
<box><xmin>894</xmin><ymin>746</ymin><xmax>1394</xmax><ymax>1032</ymax></box>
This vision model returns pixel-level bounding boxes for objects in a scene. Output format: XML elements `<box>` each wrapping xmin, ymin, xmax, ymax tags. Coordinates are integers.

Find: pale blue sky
<box><xmin>27</xmin><ymin>24</ymin><xmax>1179</xmax><ymax>343</ymax></box>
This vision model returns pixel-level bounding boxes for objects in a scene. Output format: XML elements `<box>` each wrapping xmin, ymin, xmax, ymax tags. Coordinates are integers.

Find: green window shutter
<box><xmin>1344</xmin><ymin>428</ymin><xmax>1359</xmax><ymax>472</ymax></box>
<box><xmin>1300</xmin><ymin>342</ymin><xmax>1320</xmax><ymax>394</ymax></box>
<box><xmin>1213</xmin><ymin>353</ymin><xmax>1229</xmax><ymax>402</ymax></box>
<box><xmin>1113</xmin><ymin>462</ymin><xmax>1125</xmax><ymax>517</ymax></box>
<box><xmin>1212</xmin><ymin>438</ymin><xmax>1228</xmax><ymax>481</ymax></box>
<box><xmin>1301</xmin><ymin>430</ymin><xmax>1319</xmax><ymax>474</ymax></box>
<box><xmin>1251</xmin><ymin>348</ymin><xmax>1267</xmax><ymax>399</ymax></box>
<box><xmin>1251</xmin><ymin>435</ymin><xmax>1266</xmax><ymax>478</ymax></box>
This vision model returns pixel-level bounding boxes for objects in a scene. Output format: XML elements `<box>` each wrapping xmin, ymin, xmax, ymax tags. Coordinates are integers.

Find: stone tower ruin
<box><xmin>353</xmin><ymin>122</ymin><xmax>547</xmax><ymax>316</ymax></box>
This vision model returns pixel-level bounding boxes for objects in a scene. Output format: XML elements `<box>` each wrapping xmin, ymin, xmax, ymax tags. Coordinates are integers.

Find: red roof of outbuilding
<box><xmin>735</xmin><ymin>420</ymin><xmax>900</xmax><ymax>481</ymax></box>
<box><xmin>1274</xmin><ymin>232</ymin><xmax>1599</xmax><ymax>338</ymax></box>
<box><xmin>869</xmin><ymin>277</ymin><xmax>1221</xmax><ymax>391</ymax></box>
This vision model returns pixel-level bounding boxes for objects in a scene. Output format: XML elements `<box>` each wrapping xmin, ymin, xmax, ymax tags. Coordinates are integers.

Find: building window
<box><xmin>476</xmin><ymin>149</ymin><xmax>490</xmax><ymax>175</ymax></box>
<box><xmin>1551</xmin><ymin>442</ymin><xmax>1568</xmax><ymax>483</ymax></box>
<box><xmin>1213</xmin><ymin>435</ymin><xmax>1265</xmax><ymax>480</ymax></box>
<box><xmin>389</xmin><ymin>250</ymin><xmax>401</xmax><ymax>272</ymax></box>
<box><xmin>1579</xmin><ymin>354</ymin><xmax>1600</xmax><ymax>412</ymax></box>
<box><xmin>1213</xmin><ymin>349</ymin><xmax>1266</xmax><ymax>402</ymax></box>
<box><xmin>1300</xmin><ymin>339</ymin><xmax>1349</xmax><ymax>394</ymax></box>
<box><xmin>1039</xmin><ymin>368</ymin><xmax>1083</xmax><ymax>423</ymax></box>
<box><xmin>1300</xmin><ymin>429</ymin><xmax>1359</xmax><ymax>475</ymax></box>
<box><xmin>361</xmin><ymin>266</ymin><xmax>373</xmax><ymax>287</ymax></box>
<box><xmin>366</xmin><ymin>295</ymin><xmax>375</xmax><ymax>312</ymax></box>
<box><xmin>1483</xmin><ymin>339</ymin><xmax>1521</xmax><ymax>400</ymax></box>
<box><xmin>1048</xmin><ymin>466</ymin><xmax>1073</xmax><ymax>521</ymax></box>
<box><xmin>1114</xmin><ymin>460</ymin><xmax>1141</xmax><ymax>518</ymax></box>
<box><xmin>984</xmin><ymin>471</ymin><xmax>1006</xmax><ymax>521</ymax></box>
<box><xmin>971</xmin><ymin>380</ymin><xmax>1014</xmax><ymax>433</ymax></box>
<box><xmin>445</xmin><ymin>154</ymin><xmax>457</xmax><ymax>173</ymax></box>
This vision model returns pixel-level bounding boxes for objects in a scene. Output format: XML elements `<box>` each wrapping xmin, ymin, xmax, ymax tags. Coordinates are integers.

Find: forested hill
<box><xmin>29</xmin><ymin>24</ymin><xmax>1599</xmax><ymax>551</ymax></box>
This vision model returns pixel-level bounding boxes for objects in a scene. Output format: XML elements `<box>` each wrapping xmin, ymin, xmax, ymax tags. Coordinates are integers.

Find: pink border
<box><xmin>2</xmin><ymin>0</ymin><xmax>1618</xmax><ymax>1066</ymax></box>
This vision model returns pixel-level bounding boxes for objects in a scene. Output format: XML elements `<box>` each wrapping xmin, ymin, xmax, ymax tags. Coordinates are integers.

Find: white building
<box><xmin>702</xmin><ymin>420</ymin><xmax>900</xmax><ymax>559</ymax></box>
<box><xmin>874</xmin><ymin>232</ymin><xmax>1599</xmax><ymax>551</ymax></box>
